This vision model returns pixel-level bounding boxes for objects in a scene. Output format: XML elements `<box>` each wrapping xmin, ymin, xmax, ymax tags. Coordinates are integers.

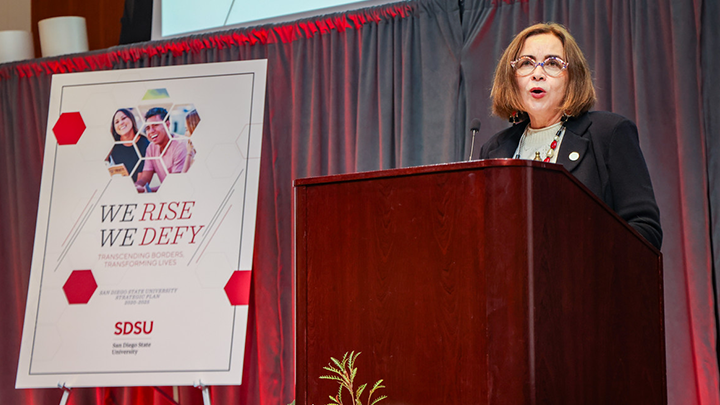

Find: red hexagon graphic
<box><xmin>53</xmin><ymin>112</ymin><xmax>86</xmax><ymax>145</ymax></box>
<box><xmin>62</xmin><ymin>270</ymin><xmax>98</xmax><ymax>304</ymax></box>
<box><xmin>224</xmin><ymin>270</ymin><xmax>252</xmax><ymax>306</ymax></box>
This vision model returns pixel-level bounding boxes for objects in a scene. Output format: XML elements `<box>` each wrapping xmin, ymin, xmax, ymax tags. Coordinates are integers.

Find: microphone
<box><xmin>468</xmin><ymin>118</ymin><xmax>481</xmax><ymax>161</ymax></box>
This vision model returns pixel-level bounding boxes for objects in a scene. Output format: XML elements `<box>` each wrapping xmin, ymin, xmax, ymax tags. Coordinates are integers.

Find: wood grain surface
<box><xmin>295</xmin><ymin>160</ymin><xmax>665</xmax><ymax>405</ymax></box>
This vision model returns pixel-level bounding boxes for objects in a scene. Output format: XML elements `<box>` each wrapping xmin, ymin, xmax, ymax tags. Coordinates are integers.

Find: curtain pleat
<box><xmin>703</xmin><ymin>0</ymin><xmax>720</xmax><ymax>401</ymax></box>
<box><xmin>0</xmin><ymin>0</ymin><xmax>718</xmax><ymax>404</ymax></box>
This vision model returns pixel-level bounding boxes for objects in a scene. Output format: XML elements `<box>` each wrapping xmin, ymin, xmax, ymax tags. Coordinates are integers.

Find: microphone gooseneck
<box><xmin>468</xmin><ymin>118</ymin><xmax>481</xmax><ymax>161</ymax></box>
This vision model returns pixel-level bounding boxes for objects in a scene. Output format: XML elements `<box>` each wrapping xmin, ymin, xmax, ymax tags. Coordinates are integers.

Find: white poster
<box><xmin>16</xmin><ymin>60</ymin><xmax>267</xmax><ymax>388</ymax></box>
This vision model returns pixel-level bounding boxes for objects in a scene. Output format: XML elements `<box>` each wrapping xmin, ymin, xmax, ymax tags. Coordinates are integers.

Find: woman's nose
<box><xmin>532</xmin><ymin>63</ymin><xmax>545</xmax><ymax>80</ymax></box>
<box><xmin>531</xmin><ymin>65</ymin><xmax>546</xmax><ymax>80</ymax></box>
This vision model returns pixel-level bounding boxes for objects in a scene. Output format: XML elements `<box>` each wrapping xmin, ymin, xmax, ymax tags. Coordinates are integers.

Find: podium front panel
<box><xmin>295</xmin><ymin>160</ymin><xmax>665</xmax><ymax>405</ymax></box>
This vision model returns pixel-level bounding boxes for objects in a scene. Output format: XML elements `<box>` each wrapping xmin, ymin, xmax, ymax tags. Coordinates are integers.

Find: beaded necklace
<box><xmin>514</xmin><ymin>119</ymin><xmax>567</xmax><ymax>163</ymax></box>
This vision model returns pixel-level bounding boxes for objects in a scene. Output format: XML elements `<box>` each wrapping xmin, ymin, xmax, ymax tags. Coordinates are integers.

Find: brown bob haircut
<box><xmin>491</xmin><ymin>23</ymin><xmax>596</xmax><ymax>120</ymax></box>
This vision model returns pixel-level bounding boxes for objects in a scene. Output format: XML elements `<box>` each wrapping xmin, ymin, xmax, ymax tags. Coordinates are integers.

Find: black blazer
<box><xmin>479</xmin><ymin>111</ymin><xmax>662</xmax><ymax>250</ymax></box>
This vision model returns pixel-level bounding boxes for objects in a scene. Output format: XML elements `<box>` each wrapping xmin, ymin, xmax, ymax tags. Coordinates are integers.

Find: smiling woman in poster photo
<box><xmin>479</xmin><ymin>23</ymin><xmax>662</xmax><ymax>249</ymax></box>
<box><xmin>107</xmin><ymin>108</ymin><xmax>149</xmax><ymax>182</ymax></box>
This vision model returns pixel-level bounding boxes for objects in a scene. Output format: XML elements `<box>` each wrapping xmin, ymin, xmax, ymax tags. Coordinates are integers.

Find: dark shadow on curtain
<box><xmin>702</xmin><ymin>0</ymin><xmax>720</xmax><ymax>394</ymax></box>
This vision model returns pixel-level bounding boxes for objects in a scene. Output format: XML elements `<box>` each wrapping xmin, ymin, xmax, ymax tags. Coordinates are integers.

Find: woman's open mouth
<box><xmin>530</xmin><ymin>87</ymin><xmax>546</xmax><ymax>98</ymax></box>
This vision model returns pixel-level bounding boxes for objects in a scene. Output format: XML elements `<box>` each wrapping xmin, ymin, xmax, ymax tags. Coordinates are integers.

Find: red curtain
<box><xmin>0</xmin><ymin>0</ymin><xmax>718</xmax><ymax>404</ymax></box>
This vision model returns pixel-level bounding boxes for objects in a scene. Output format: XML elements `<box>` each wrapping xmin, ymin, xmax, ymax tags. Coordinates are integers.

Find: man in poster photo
<box><xmin>134</xmin><ymin>107</ymin><xmax>188</xmax><ymax>193</ymax></box>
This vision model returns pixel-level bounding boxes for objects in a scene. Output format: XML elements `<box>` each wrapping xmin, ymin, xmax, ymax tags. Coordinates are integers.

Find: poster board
<box><xmin>16</xmin><ymin>60</ymin><xmax>267</xmax><ymax>388</ymax></box>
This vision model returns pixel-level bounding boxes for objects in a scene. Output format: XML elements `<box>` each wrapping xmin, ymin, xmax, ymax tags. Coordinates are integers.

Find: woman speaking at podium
<box><xmin>479</xmin><ymin>23</ymin><xmax>662</xmax><ymax>250</ymax></box>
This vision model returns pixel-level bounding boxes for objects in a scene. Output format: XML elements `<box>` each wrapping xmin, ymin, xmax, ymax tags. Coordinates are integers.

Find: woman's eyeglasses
<box><xmin>511</xmin><ymin>56</ymin><xmax>568</xmax><ymax>77</ymax></box>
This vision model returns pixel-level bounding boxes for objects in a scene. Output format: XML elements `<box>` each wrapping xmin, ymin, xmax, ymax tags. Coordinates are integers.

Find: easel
<box><xmin>57</xmin><ymin>382</ymin><xmax>213</xmax><ymax>405</ymax></box>
<box><xmin>58</xmin><ymin>384</ymin><xmax>70</xmax><ymax>405</ymax></box>
<box><xmin>195</xmin><ymin>380</ymin><xmax>212</xmax><ymax>405</ymax></box>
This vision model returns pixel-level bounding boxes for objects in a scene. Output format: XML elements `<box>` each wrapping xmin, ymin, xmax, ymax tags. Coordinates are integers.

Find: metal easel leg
<box><xmin>195</xmin><ymin>380</ymin><xmax>212</xmax><ymax>405</ymax></box>
<box><xmin>202</xmin><ymin>386</ymin><xmax>211</xmax><ymax>405</ymax></box>
<box><xmin>58</xmin><ymin>383</ymin><xmax>71</xmax><ymax>405</ymax></box>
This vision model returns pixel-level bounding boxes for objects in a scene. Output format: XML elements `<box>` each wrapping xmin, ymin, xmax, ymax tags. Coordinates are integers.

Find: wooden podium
<box><xmin>294</xmin><ymin>160</ymin><xmax>665</xmax><ymax>405</ymax></box>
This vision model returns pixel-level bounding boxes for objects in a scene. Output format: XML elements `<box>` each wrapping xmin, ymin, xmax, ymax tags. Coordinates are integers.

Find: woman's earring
<box><xmin>561</xmin><ymin>112</ymin><xmax>571</xmax><ymax>123</ymax></box>
<box><xmin>509</xmin><ymin>111</ymin><xmax>519</xmax><ymax>124</ymax></box>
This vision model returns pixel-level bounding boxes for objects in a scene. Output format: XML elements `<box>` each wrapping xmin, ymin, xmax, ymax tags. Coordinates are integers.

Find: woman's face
<box><xmin>514</xmin><ymin>33</ymin><xmax>568</xmax><ymax>128</ymax></box>
<box><xmin>113</xmin><ymin>111</ymin><xmax>134</xmax><ymax>138</ymax></box>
